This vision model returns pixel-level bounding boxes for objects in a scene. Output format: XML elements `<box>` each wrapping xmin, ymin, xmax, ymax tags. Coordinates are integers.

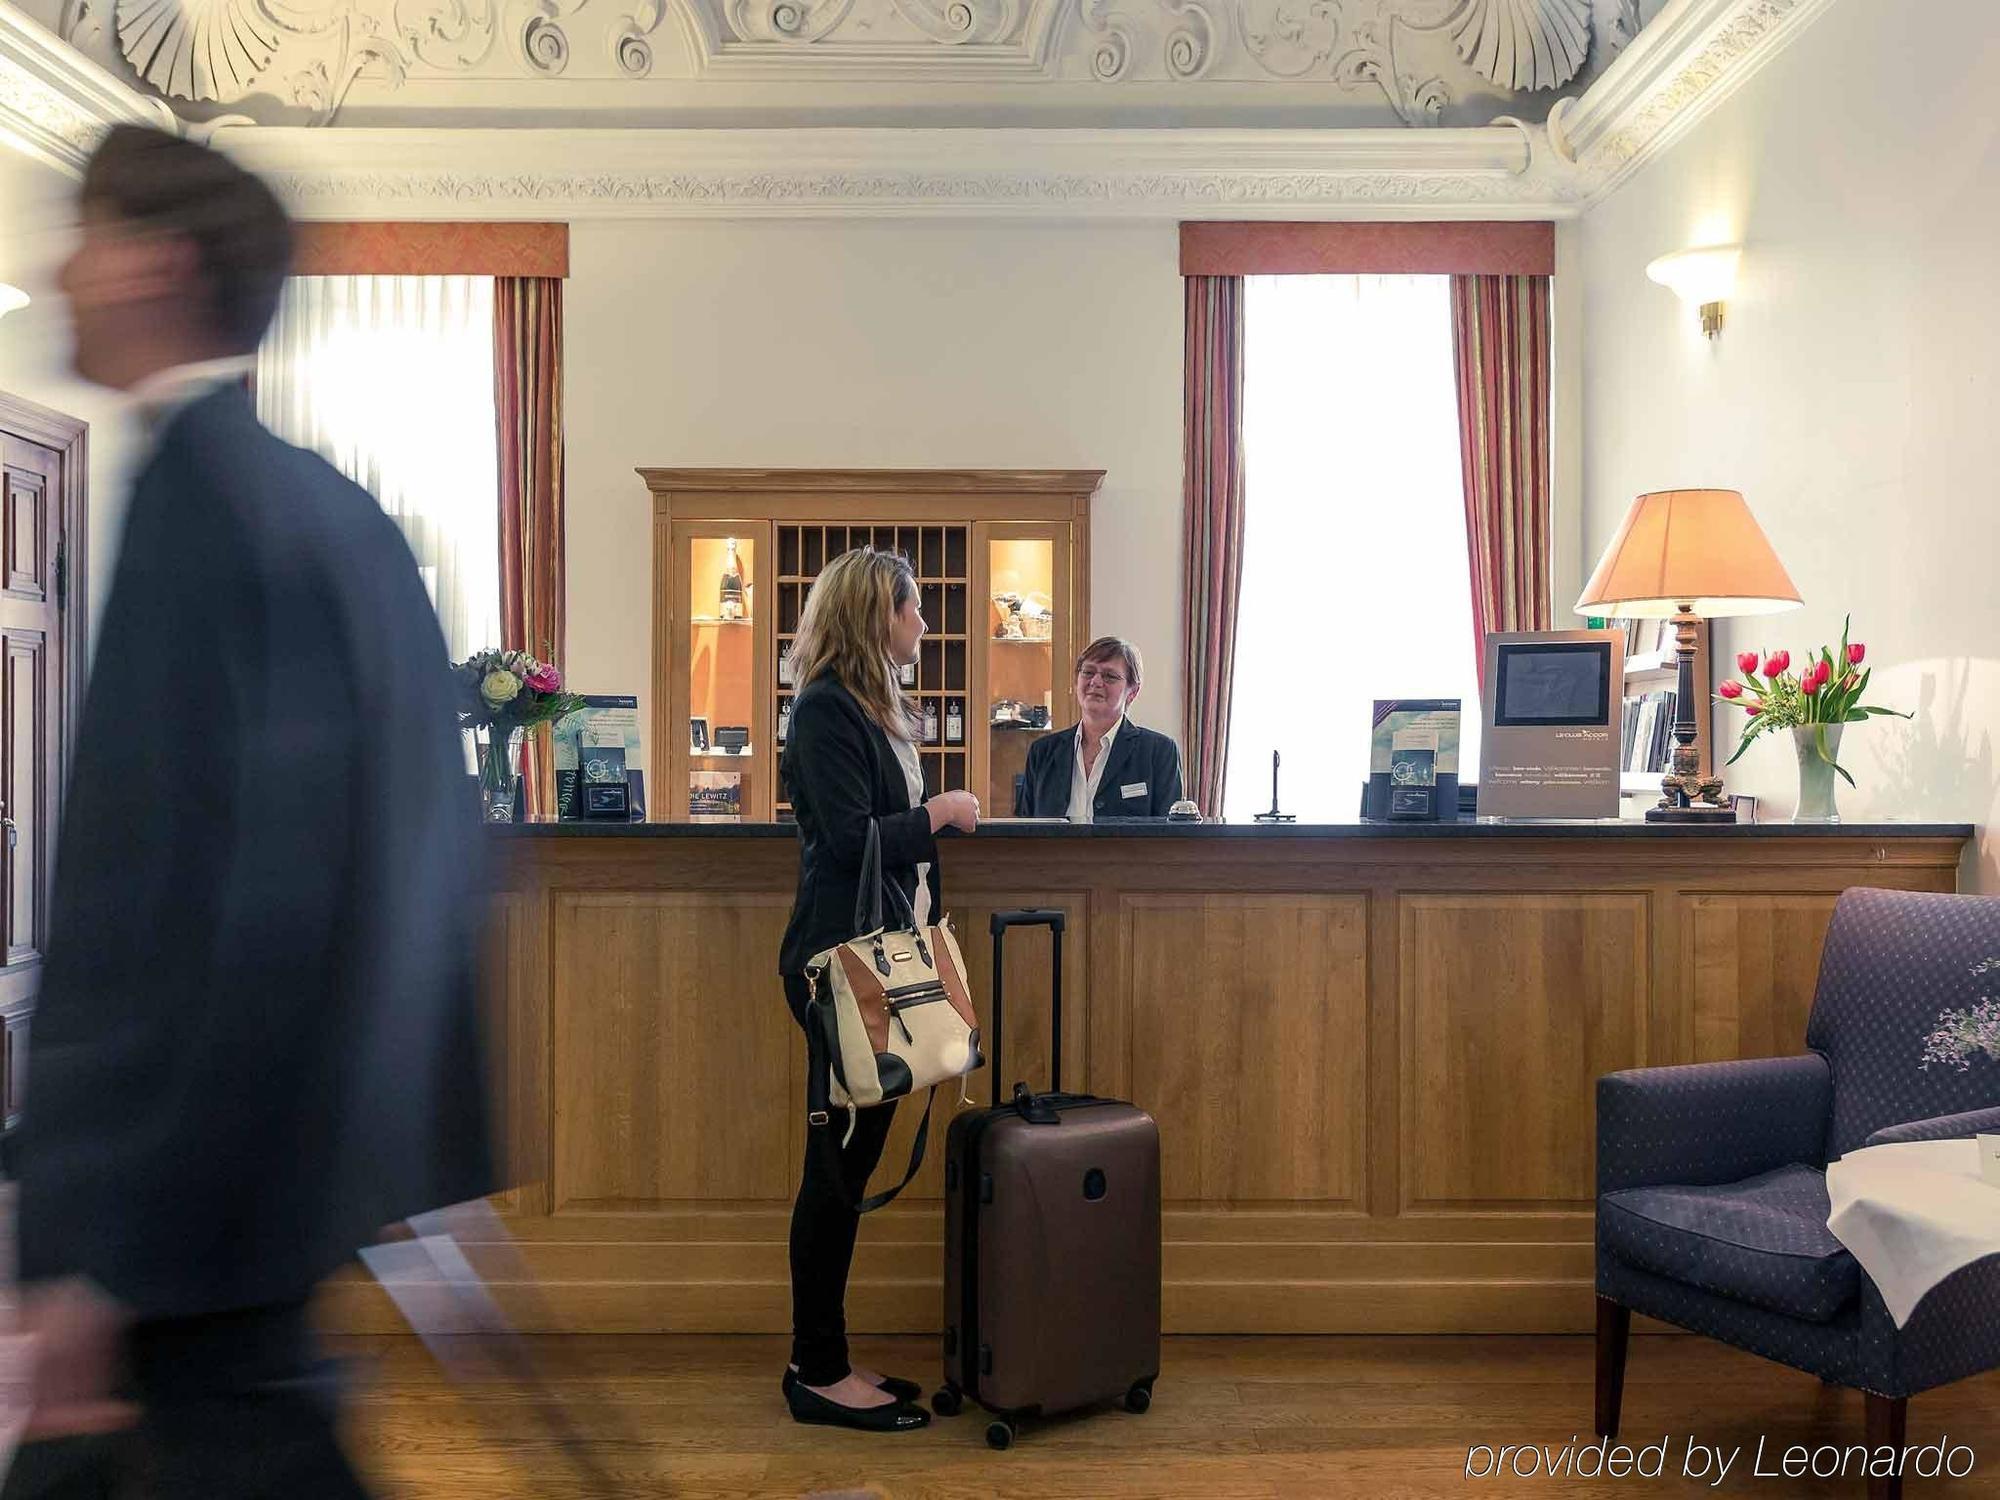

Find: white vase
<box><xmin>1791</xmin><ymin>723</ymin><xmax>1843</xmax><ymax>824</ymax></box>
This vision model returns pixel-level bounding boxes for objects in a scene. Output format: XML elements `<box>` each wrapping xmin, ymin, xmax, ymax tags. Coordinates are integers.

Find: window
<box><xmin>255</xmin><ymin>275</ymin><xmax>501</xmax><ymax>663</ymax></box>
<box><xmin>1222</xmin><ymin>274</ymin><xmax>1480</xmax><ymax>824</ymax></box>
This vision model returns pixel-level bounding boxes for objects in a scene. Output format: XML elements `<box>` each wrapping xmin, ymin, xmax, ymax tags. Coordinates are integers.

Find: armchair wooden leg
<box><xmin>1595</xmin><ymin>1297</ymin><xmax>1631</xmax><ymax>1439</ymax></box>
<box><xmin>1865</xmin><ymin>1393</ymin><xmax>1907</xmax><ymax>1500</ymax></box>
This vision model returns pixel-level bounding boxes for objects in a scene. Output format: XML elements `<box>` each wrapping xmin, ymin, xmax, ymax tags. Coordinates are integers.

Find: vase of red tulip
<box><xmin>1712</xmin><ymin>616</ymin><xmax>1908</xmax><ymax>824</ymax></box>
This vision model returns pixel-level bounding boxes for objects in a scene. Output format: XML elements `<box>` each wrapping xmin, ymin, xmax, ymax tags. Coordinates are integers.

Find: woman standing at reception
<box><xmin>777</xmin><ymin>548</ymin><xmax>981</xmax><ymax>1433</ymax></box>
<box><xmin>1015</xmin><ymin>637</ymin><xmax>1185</xmax><ymax>820</ymax></box>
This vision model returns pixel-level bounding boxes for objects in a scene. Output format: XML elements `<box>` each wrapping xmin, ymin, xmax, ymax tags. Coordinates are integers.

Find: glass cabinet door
<box><xmin>677</xmin><ymin>527</ymin><xmax>767</xmax><ymax>821</ymax></box>
<box><xmin>983</xmin><ymin>535</ymin><xmax>1062</xmax><ymax>816</ymax></box>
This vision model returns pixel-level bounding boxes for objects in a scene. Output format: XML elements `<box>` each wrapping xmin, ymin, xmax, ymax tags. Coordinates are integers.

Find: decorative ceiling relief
<box><xmin>33</xmin><ymin>0</ymin><xmax>1670</xmax><ymax>127</ymax></box>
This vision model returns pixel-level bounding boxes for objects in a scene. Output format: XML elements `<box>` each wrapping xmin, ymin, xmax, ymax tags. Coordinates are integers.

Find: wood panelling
<box><xmin>3</xmin><ymin>633</ymin><xmax>44</xmax><ymax>967</ymax></box>
<box><xmin>1685</xmin><ymin>893</ymin><xmax>1839</xmax><ymax>1062</ymax></box>
<box><xmin>4</xmin><ymin>468</ymin><xmax>45</xmax><ymax>599</ymax></box>
<box><xmin>431</xmin><ymin>827</ymin><xmax>1967</xmax><ymax>1337</ymax></box>
<box><xmin>1400</xmin><ymin>893</ymin><xmax>1648</xmax><ymax>1211</ymax></box>
<box><xmin>1126</xmin><ymin>894</ymin><xmax>1367</xmax><ymax>1207</ymax></box>
<box><xmin>552</xmin><ymin>891</ymin><xmax>798</xmax><ymax>1208</ymax></box>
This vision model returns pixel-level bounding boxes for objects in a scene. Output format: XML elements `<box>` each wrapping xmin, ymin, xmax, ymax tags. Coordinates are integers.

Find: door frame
<box><xmin>0</xmin><ymin>390</ymin><xmax>88</xmax><ymax>801</ymax></box>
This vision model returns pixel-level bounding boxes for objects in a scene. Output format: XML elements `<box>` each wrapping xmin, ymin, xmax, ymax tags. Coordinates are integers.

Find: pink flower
<box><xmin>1763</xmin><ymin>651</ymin><xmax>1791</xmax><ymax>676</ymax></box>
<box><xmin>1737</xmin><ymin>651</ymin><xmax>1762</xmax><ymax>676</ymax></box>
<box><xmin>1746</xmin><ymin>704</ymin><xmax>1761</xmax><ymax>717</ymax></box>
<box><xmin>1848</xmin><ymin>643</ymin><xmax>1866</xmax><ymax>665</ymax></box>
<box><xmin>1802</xmin><ymin>671</ymin><xmax>1822</xmax><ymax>697</ymax></box>
<box><xmin>1717</xmin><ymin>680</ymin><xmax>1744</xmax><ymax>699</ymax></box>
<box><xmin>525</xmin><ymin>664</ymin><xmax>562</xmax><ymax>693</ymax></box>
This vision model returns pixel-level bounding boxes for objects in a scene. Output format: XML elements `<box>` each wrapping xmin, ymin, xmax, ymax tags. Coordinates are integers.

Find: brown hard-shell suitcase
<box><xmin>934</xmin><ymin>909</ymin><xmax>1161</xmax><ymax>1448</ymax></box>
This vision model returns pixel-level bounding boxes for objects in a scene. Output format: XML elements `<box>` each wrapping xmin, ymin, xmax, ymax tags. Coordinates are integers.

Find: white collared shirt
<box><xmin>889</xmin><ymin>733</ymin><xmax>933</xmax><ymax>930</ymax></box>
<box><xmin>1067</xmin><ymin>716</ymin><xmax>1124</xmax><ymax>824</ymax></box>
<box><xmin>130</xmin><ymin>356</ymin><xmax>257</xmax><ymax>444</ymax></box>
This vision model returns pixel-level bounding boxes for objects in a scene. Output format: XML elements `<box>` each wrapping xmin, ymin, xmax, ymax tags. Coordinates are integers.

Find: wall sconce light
<box><xmin>1646</xmin><ymin>245</ymin><xmax>1740</xmax><ymax>338</ymax></box>
<box><xmin>0</xmin><ymin>284</ymin><xmax>28</xmax><ymax>324</ymax></box>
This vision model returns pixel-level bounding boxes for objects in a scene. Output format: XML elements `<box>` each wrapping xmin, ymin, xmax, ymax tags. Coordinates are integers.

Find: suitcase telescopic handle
<box><xmin>987</xmin><ymin>909</ymin><xmax>1065</xmax><ymax>1105</ymax></box>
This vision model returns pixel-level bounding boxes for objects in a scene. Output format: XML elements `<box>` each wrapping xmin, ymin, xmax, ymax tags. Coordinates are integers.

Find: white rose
<box><xmin>480</xmin><ymin>669</ymin><xmax>523</xmax><ymax>708</ymax></box>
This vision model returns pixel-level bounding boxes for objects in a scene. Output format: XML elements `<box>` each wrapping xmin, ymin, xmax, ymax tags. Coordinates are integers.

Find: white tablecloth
<box><xmin>1826</xmin><ymin>1138</ymin><xmax>2000</xmax><ymax>1328</ymax></box>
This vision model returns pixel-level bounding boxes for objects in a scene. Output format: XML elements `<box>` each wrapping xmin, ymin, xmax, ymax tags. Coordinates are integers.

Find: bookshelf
<box><xmin>1615</xmin><ymin>616</ymin><xmax>1711</xmax><ymax>800</ymax></box>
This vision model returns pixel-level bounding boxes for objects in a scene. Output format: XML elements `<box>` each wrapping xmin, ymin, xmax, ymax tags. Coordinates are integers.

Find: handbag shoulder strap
<box><xmin>805</xmin><ymin>995</ymin><xmax>932</xmax><ymax>1214</ymax></box>
<box><xmin>853</xmin><ymin>817</ymin><xmax>919</xmax><ymax>938</ymax></box>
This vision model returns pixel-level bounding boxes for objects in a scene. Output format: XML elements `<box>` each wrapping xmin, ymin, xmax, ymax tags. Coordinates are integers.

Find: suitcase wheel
<box><xmin>985</xmin><ymin>1420</ymin><xmax>1015</xmax><ymax>1450</ymax></box>
<box><xmin>1124</xmin><ymin>1380</ymin><xmax>1153</xmax><ymax>1415</ymax></box>
<box><xmin>931</xmin><ymin>1385</ymin><xmax>963</xmax><ymax>1417</ymax></box>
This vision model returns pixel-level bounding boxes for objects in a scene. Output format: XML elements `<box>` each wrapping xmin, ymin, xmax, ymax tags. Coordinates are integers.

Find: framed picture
<box><xmin>690</xmin><ymin>716</ymin><xmax>709</xmax><ymax>753</ymax></box>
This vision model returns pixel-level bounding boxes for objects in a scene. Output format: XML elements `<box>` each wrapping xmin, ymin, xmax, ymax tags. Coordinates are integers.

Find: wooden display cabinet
<box><xmin>647</xmin><ymin>470</ymin><xmax>1098</xmax><ymax>823</ymax></box>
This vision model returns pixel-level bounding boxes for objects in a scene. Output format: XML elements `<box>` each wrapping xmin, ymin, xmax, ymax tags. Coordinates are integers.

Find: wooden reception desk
<box><xmin>331</xmin><ymin>820</ymin><xmax>1971</xmax><ymax>1336</ymax></box>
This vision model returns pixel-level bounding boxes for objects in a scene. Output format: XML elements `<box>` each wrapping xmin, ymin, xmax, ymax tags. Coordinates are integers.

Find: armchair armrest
<box><xmin>1864</xmin><ymin>1104</ymin><xmax>2000</xmax><ymax>1149</ymax></box>
<box><xmin>1597</xmin><ymin>1054</ymin><xmax>1831</xmax><ymax>1195</ymax></box>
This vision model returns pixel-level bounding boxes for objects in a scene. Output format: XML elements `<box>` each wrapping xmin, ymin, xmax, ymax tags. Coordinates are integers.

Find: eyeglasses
<box><xmin>1076</xmin><ymin>666</ymin><xmax>1129</xmax><ymax>686</ymax></box>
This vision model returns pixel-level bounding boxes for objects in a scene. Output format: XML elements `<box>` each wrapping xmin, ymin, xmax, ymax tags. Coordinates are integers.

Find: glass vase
<box><xmin>479</xmin><ymin>724</ymin><xmax>523</xmax><ymax>824</ymax></box>
<box><xmin>1791</xmin><ymin>723</ymin><xmax>1843</xmax><ymax>824</ymax></box>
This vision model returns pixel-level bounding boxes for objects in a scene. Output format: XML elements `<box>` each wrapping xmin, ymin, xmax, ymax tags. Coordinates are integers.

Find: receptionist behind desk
<box><xmin>1014</xmin><ymin>636</ymin><xmax>1185</xmax><ymax>821</ymax></box>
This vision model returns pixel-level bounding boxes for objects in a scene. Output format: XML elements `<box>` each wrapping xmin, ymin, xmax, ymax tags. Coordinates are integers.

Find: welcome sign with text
<box><xmin>1475</xmin><ymin>629</ymin><xmax>1622</xmax><ymax>820</ymax></box>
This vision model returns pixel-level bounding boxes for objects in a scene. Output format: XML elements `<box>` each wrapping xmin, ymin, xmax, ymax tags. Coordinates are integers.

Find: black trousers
<box><xmin>784</xmin><ymin>973</ymin><xmax>899</xmax><ymax>1387</ymax></box>
<box><xmin>0</xmin><ymin>1301</ymin><xmax>371</xmax><ymax>1500</ymax></box>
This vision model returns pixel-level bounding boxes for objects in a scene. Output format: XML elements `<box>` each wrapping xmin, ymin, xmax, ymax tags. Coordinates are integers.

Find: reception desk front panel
<box><xmin>334</xmin><ymin>823</ymin><xmax>1969</xmax><ymax>1336</ymax></box>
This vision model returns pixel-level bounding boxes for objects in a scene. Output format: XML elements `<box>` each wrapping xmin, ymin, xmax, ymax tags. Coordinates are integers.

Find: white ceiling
<box><xmin>25</xmin><ymin>0</ymin><xmax>1671</xmax><ymax>130</ymax></box>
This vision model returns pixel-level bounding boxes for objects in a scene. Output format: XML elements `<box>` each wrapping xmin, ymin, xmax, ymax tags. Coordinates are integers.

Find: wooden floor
<box><xmin>334</xmin><ymin>1334</ymin><xmax>2000</xmax><ymax>1498</ymax></box>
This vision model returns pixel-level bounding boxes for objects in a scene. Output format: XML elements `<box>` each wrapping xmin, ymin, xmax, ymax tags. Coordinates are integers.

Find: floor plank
<box><xmin>332</xmin><ymin>1334</ymin><xmax>2000</xmax><ymax>1498</ymax></box>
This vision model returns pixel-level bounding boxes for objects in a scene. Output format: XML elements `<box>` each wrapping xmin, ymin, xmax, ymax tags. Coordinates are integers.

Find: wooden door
<box><xmin>0</xmin><ymin>396</ymin><xmax>84</xmax><ymax>1139</ymax></box>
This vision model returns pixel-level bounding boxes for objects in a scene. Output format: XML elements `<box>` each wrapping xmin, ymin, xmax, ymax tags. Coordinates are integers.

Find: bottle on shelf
<box><xmin>777</xmin><ymin>698</ymin><xmax>792</xmax><ymax>745</ymax></box>
<box><xmin>778</xmin><ymin>647</ymin><xmax>794</xmax><ymax>687</ymax></box>
<box><xmin>922</xmin><ymin>701</ymin><xmax>940</xmax><ymax>745</ymax></box>
<box><xmin>719</xmin><ymin>537</ymin><xmax>746</xmax><ymax>621</ymax></box>
<box><xmin>944</xmin><ymin>699</ymin><xmax>963</xmax><ymax>746</ymax></box>
<box><xmin>899</xmin><ymin>658</ymin><xmax>918</xmax><ymax>688</ymax></box>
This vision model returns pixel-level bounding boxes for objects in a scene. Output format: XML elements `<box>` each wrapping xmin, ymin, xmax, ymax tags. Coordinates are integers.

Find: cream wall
<box><xmin>1577</xmin><ymin>0</ymin><xmax>2000</xmax><ymax>885</ymax></box>
<box><xmin>561</xmin><ymin>218</ymin><xmax>1186</xmax><ymax>786</ymax></box>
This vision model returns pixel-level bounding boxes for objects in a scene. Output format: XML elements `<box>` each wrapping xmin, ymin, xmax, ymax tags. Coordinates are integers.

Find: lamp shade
<box><xmin>1575</xmin><ymin>488</ymin><xmax>1801</xmax><ymax>620</ymax></box>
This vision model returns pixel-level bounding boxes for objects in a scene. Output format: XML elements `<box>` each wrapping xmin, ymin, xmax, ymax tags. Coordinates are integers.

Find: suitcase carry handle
<box><xmin>987</xmin><ymin>909</ymin><xmax>1064</xmax><ymax>1106</ymax></box>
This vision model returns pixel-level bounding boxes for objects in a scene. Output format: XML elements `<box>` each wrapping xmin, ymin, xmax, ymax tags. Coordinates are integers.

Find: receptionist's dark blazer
<box><xmin>1014</xmin><ymin>721</ymin><xmax>1184</xmax><ymax>820</ymax></box>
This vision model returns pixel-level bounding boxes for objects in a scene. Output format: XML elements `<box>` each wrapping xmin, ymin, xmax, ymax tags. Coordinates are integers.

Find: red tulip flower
<box><xmin>1746</xmin><ymin>704</ymin><xmax>1762</xmax><ymax>716</ymax></box>
<box><xmin>1848</xmin><ymin>643</ymin><xmax>1866</xmax><ymax>665</ymax></box>
<box><xmin>1764</xmin><ymin>650</ymin><xmax>1791</xmax><ymax>676</ymax></box>
<box><xmin>1802</xmin><ymin>671</ymin><xmax>1822</xmax><ymax>696</ymax></box>
<box><xmin>1738</xmin><ymin>651</ymin><xmax>1761</xmax><ymax>676</ymax></box>
<box><xmin>1718</xmin><ymin>680</ymin><xmax>1744</xmax><ymax>699</ymax></box>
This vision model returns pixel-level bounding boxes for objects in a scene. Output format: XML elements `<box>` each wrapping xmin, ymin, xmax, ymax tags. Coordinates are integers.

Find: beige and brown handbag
<box><xmin>804</xmin><ymin>820</ymin><xmax>984</xmax><ymax>1210</ymax></box>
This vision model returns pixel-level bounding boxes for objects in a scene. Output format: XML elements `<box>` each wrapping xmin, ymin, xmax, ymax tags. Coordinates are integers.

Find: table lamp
<box><xmin>1575</xmin><ymin>489</ymin><xmax>1801</xmax><ymax>822</ymax></box>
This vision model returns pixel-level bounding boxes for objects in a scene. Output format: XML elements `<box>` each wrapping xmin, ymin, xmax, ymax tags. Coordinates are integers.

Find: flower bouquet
<box><xmin>455</xmin><ymin>648</ymin><xmax>587</xmax><ymax>822</ymax></box>
<box><xmin>1712</xmin><ymin>615</ymin><xmax>1908</xmax><ymax>822</ymax></box>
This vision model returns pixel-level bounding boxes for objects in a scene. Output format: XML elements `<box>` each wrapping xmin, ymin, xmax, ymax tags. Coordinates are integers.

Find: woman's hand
<box><xmin>926</xmin><ymin>790</ymin><xmax>980</xmax><ymax>834</ymax></box>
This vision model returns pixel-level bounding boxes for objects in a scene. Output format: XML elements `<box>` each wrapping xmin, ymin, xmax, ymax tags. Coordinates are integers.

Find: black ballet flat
<box><xmin>782</xmin><ymin>1366</ymin><xmax>924</xmax><ymax>1404</ymax></box>
<box><xmin>785</xmin><ymin>1379</ymin><xmax>931</xmax><ymax>1433</ymax></box>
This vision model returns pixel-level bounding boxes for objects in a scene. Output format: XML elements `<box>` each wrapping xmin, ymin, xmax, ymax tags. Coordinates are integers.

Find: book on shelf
<box><xmin>1620</xmin><ymin>688</ymin><xmax>1678</xmax><ymax>774</ymax></box>
<box><xmin>689</xmin><ymin>770</ymin><xmax>743</xmax><ymax>823</ymax></box>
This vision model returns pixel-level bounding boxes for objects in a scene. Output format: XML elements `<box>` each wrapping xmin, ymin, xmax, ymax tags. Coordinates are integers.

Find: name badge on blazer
<box><xmin>1120</xmin><ymin>782</ymin><xmax>1148</xmax><ymax>799</ymax></box>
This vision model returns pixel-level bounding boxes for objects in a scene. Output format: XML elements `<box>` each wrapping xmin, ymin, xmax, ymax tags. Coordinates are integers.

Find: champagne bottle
<box><xmin>719</xmin><ymin>538</ymin><xmax>745</xmax><ymax>621</ymax></box>
<box><xmin>944</xmin><ymin>699</ymin><xmax>963</xmax><ymax>745</ymax></box>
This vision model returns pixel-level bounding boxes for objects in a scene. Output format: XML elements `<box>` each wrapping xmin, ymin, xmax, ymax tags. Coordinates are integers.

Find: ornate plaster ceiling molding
<box><xmin>213</xmin><ymin>120</ymin><xmax>1589</xmax><ymax>218</ymax></box>
<box><xmin>1548</xmin><ymin>0</ymin><xmax>1840</xmax><ymax>197</ymax></box>
<box><xmin>0</xmin><ymin>2</ymin><xmax>172</xmax><ymax>172</ymax></box>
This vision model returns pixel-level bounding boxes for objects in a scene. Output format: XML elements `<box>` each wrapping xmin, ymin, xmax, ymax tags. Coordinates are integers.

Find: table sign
<box><xmin>1364</xmin><ymin>700</ymin><xmax>1461</xmax><ymax>821</ymax></box>
<box><xmin>1476</xmin><ymin>630</ymin><xmax>1622</xmax><ymax>820</ymax></box>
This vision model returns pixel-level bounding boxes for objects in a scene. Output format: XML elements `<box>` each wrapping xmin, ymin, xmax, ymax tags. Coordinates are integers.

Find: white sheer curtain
<box><xmin>1221</xmin><ymin>274</ymin><xmax>1481</xmax><ymax>824</ymax></box>
<box><xmin>256</xmin><ymin>275</ymin><xmax>501</xmax><ymax>664</ymax></box>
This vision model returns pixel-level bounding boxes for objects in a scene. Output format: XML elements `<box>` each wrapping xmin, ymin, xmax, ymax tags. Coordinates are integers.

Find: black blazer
<box><xmin>779</xmin><ymin>675</ymin><xmax>941</xmax><ymax>976</ymax></box>
<box><xmin>1014</xmin><ymin>720</ymin><xmax>1185</xmax><ymax>820</ymax></box>
<box><xmin>13</xmin><ymin>385</ymin><xmax>496</xmax><ymax>1320</ymax></box>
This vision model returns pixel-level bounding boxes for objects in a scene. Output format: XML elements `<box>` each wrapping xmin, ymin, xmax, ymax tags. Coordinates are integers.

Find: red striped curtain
<box><xmin>496</xmin><ymin>276</ymin><xmax>566</xmax><ymax>816</ymax></box>
<box><xmin>1180</xmin><ymin>276</ymin><xmax>1247</xmax><ymax>818</ymax></box>
<box><xmin>1451</xmin><ymin>274</ymin><xmax>1552</xmax><ymax>686</ymax></box>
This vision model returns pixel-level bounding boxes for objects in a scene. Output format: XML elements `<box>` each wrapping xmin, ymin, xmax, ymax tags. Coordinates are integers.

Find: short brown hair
<box><xmin>80</xmin><ymin>126</ymin><xmax>294</xmax><ymax>353</ymax></box>
<box><xmin>1076</xmin><ymin>636</ymin><xmax>1142</xmax><ymax>687</ymax></box>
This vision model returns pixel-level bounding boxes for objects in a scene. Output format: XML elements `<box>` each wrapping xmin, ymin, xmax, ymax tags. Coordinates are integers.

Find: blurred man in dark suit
<box><xmin>2</xmin><ymin>126</ymin><xmax>495</xmax><ymax>1497</ymax></box>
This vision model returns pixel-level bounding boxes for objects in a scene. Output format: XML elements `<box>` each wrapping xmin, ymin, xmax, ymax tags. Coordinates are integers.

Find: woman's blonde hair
<box><xmin>790</xmin><ymin>548</ymin><xmax>923</xmax><ymax>740</ymax></box>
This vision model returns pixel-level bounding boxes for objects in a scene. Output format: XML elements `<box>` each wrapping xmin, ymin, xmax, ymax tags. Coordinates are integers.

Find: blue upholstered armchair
<box><xmin>1595</xmin><ymin>888</ymin><xmax>2000</xmax><ymax>1500</ymax></box>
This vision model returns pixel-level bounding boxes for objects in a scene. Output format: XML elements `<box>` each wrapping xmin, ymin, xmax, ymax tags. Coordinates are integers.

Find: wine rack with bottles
<box><xmin>648</xmin><ymin>469</ymin><xmax>1099</xmax><ymax>824</ymax></box>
